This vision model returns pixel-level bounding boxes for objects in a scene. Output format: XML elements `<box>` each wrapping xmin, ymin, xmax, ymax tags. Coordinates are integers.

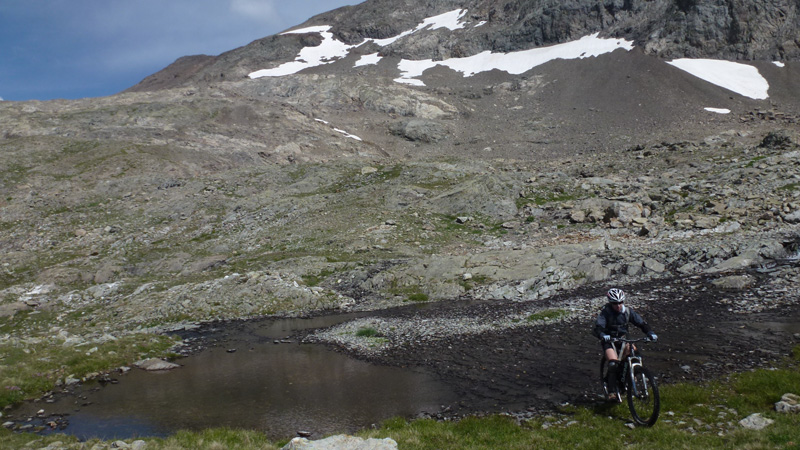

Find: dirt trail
<box><xmin>355</xmin><ymin>276</ymin><xmax>800</xmax><ymax>416</ymax></box>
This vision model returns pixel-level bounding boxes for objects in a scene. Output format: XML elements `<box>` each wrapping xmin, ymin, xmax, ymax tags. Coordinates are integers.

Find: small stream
<box><xmin>10</xmin><ymin>313</ymin><xmax>457</xmax><ymax>441</ymax></box>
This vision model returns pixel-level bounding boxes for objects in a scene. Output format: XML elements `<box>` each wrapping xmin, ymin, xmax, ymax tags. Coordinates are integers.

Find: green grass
<box><xmin>0</xmin><ymin>333</ymin><xmax>178</xmax><ymax>409</ymax></box>
<box><xmin>355</xmin><ymin>327</ymin><xmax>379</xmax><ymax>337</ymax></box>
<box><xmin>526</xmin><ymin>309</ymin><xmax>569</xmax><ymax>322</ymax></box>
<box><xmin>744</xmin><ymin>155</ymin><xmax>768</xmax><ymax>168</ymax></box>
<box><xmin>407</xmin><ymin>293</ymin><xmax>429</xmax><ymax>302</ymax></box>
<box><xmin>460</xmin><ymin>274</ymin><xmax>491</xmax><ymax>291</ymax></box>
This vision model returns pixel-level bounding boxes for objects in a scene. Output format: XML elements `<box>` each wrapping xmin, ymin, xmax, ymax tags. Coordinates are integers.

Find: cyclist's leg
<box><xmin>603</xmin><ymin>345</ymin><xmax>621</xmax><ymax>400</ymax></box>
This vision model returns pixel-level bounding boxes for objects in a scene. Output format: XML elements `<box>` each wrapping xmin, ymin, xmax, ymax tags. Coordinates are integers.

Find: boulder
<box><xmin>0</xmin><ymin>302</ymin><xmax>31</xmax><ymax>317</ymax></box>
<box><xmin>643</xmin><ymin>258</ymin><xmax>666</xmax><ymax>273</ymax></box>
<box><xmin>707</xmin><ymin>250</ymin><xmax>762</xmax><ymax>273</ymax></box>
<box><xmin>135</xmin><ymin>358</ymin><xmax>180</xmax><ymax>371</ymax></box>
<box><xmin>282</xmin><ymin>435</ymin><xmax>398</xmax><ymax>450</ymax></box>
<box><xmin>712</xmin><ymin>275</ymin><xmax>755</xmax><ymax>290</ymax></box>
<box><xmin>608</xmin><ymin>201</ymin><xmax>644</xmax><ymax>225</ymax></box>
<box><xmin>389</xmin><ymin>119</ymin><xmax>446</xmax><ymax>143</ymax></box>
<box><xmin>775</xmin><ymin>393</ymin><xmax>800</xmax><ymax>413</ymax></box>
<box><xmin>738</xmin><ymin>413</ymin><xmax>774</xmax><ymax>430</ymax></box>
<box><xmin>782</xmin><ymin>211</ymin><xmax>800</xmax><ymax>224</ymax></box>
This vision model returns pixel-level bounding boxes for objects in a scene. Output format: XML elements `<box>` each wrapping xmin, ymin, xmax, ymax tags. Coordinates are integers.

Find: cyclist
<box><xmin>593</xmin><ymin>288</ymin><xmax>658</xmax><ymax>401</ymax></box>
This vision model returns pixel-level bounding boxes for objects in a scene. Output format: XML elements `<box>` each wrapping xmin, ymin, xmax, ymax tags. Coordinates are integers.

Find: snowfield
<box><xmin>249</xmin><ymin>9</ymin><xmax>772</xmax><ymax>100</ymax></box>
<box><xmin>667</xmin><ymin>58</ymin><xmax>769</xmax><ymax>100</ymax></box>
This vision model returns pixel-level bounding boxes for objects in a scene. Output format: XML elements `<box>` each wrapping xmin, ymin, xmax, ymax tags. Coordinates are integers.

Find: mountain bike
<box><xmin>600</xmin><ymin>337</ymin><xmax>660</xmax><ymax>426</ymax></box>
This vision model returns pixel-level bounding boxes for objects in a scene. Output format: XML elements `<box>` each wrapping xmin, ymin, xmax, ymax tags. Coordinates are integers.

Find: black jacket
<box><xmin>592</xmin><ymin>303</ymin><xmax>653</xmax><ymax>338</ymax></box>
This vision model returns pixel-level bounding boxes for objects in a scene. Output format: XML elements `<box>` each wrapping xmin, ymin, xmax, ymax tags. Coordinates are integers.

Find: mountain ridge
<box><xmin>127</xmin><ymin>0</ymin><xmax>800</xmax><ymax>94</ymax></box>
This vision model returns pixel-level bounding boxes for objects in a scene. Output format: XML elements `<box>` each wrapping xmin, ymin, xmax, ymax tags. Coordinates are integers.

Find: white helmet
<box><xmin>606</xmin><ymin>288</ymin><xmax>625</xmax><ymax>304</ymax></box>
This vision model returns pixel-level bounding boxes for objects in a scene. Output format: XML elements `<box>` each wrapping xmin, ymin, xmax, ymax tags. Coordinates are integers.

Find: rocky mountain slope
<box><xmin>1</xmin><ymin>0</ymin><xmax>799</xmax><ymax>390</ymax></box>
<box><xmin>130</xmin><ymin>0</ymin><xmax>800</xmax><ymax>92</ymax></box>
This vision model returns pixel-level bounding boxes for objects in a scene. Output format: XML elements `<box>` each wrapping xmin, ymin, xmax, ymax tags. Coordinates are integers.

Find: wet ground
<box><xmin>321</xmin><ymin>275</ymin><xmax>800</xmax><ymax>417</ymax></box>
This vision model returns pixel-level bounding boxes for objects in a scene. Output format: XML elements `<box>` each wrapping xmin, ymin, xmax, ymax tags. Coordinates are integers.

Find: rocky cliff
<box><xmin>128</xmin><ymin>0</ymin><xmax>800</xmax><ymax>93</ymax></box>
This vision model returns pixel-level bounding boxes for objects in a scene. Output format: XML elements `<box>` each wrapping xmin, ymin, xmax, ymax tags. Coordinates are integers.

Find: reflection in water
<box><xmin>23</xmin><ymin>315</ymin><xmax>456</xmax><ymax>441</ymax></box>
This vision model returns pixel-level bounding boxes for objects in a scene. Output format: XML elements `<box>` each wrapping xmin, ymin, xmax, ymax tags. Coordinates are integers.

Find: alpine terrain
<box><xmin>1</xmin><ymin>0</ymin><xmax>800</xmax><ymax>446</ymax></box>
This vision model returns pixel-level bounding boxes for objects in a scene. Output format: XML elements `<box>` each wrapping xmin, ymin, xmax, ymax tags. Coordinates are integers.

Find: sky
<box><xmin>0</xmin><ymin>0</ymin><xmax>362</xmax><ymax>101</ymax></box>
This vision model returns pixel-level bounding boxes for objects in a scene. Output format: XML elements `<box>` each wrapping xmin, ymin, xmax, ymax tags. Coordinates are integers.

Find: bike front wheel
<box><xmin>626</xmin><ymin>366</ymin><xmax>660</xmax><ymax>426</ymax></box>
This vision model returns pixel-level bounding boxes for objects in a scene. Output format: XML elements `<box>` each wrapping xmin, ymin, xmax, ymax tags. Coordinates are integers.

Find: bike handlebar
<box><xmin>609</xmin><ymin>337</ymin><xmax>653</xmax><ymax>343</ymax></box>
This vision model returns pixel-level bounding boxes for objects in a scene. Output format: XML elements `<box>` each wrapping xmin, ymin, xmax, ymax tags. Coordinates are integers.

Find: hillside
<box><xmin>1</xmin><ymin>0</ymin><xmax>800</xmax><ymax>444</ymax></box>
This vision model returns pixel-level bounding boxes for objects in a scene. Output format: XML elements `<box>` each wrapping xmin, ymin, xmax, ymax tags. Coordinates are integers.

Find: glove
<box><xmin>601</xmin><ymin>334</ymin><xmax>611</xmax><ymax>343</ymax></box>
<box><xmin>649</xmin><ymin>333</ymin><xmax>658</xmax><ymax>343</ymax></box>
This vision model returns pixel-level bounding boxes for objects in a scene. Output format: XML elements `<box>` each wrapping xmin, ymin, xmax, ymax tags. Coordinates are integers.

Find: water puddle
<box><xmin>10</xmin><ymin>313</ymin><xmax>457</xmax><ymax>441</ymax></box>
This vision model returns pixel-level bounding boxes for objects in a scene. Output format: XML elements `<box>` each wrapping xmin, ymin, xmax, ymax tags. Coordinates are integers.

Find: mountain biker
<box><xmin>593</xmin><ymin>288</ymin><xmax>657</xmax><ymax>401</ymax></box>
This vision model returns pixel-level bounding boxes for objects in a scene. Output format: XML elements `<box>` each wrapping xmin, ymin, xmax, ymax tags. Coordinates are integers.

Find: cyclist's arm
<box><xmin>592</xmin><ymin>312</ymin><xmax>608</xmax><ymax>338</ymax></box>
<box><xmin>630</xmin><ymin>309</ymin><xmax>654</xmax><ymax>335</ymax></box>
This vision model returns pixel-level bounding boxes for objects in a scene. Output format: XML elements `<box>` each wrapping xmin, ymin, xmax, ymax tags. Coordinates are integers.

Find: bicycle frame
<box><xmin>605</xmin><ymin>338</ymin><xmax>650</xmax><ymax>399</ymax></box>
<box><xmin>601</xmin><ymin>336</ymin><xmax>660</xmax><ymax>426</ymax></box>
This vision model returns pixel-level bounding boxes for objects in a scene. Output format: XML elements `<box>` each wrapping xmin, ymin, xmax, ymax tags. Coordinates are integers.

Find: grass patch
<box><xmin>0</xmin><ymin>333</ymin><xmax>178</xmax><ymax>409</ymax></box>
<box><xmin>526</xmin><ymin>309</ymin><xmax>569</xmax><ymax>322</ymax></box>
<box><xmin>407</xmin><ymin>292</ymin><xmax>429</xmax><ymax>302</ymax></box>
<box><xmin>744</xmin><ymin>155</ymin><xmax>768</xmax><ymax>168</ymax></box>
<box><xmin>459</xmin><ymin>274</ymin><xmax>491</xmax><ymax>291</ymax></box>
<box><xmin>301</xmin><ymin>268</ymin><xmax>338</xmax><ymax>287</ymax></box>
<box><xmin>355</xmin><ymin>327</ymin><xmax>379</xmax><ymax>337</ymax></box>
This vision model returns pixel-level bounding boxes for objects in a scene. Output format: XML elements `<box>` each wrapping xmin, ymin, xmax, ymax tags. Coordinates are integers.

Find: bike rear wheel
<box><xmin>627</xmin><ymin>366</ymin><xmax>660</xmax><ymax>426</ymax></box>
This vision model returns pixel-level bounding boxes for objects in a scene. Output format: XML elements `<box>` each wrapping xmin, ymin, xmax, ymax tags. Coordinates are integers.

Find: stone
<box><xmin>361</xmin><ymin>166</ymin><xmax>378</xmax><ymax>175</ymax></box>
<box><xmin>608</xmin><ymin>201</ymin><xmax>644</xmax><ymax>225</ymax></box>
<box><xmin>781</xmin><ymin>211</ymin><xmax>800</xmax><ymax>223</ymax></box>
<box><xmin>134</xmin><ymin>358</ymin><xmax>180</xmax><ymax>371</ymax></box>
<box><xmin>712</xmin><ymin>275</ymin><xmax>755</xmax><ymax>290</ymax></box>
<box><xmin>389</xmin><ymin>119</ymin><xmax>446</xmax><ymax>143</ymax></box>
<box><xmin>626</xmin><ymin>261</ymin><xmax>643</xmax><ymax>276</ymax></box>
<box><xmin>569</xmin><ymin>210</ymin><xmax>587</xmax><ymax>223</ymax></box>
<box><xmin>738</xmin><ymin>413</ymin><xmax>774</xmax><ymax>430</ymax></box>
<box><xmin>281</xmin><ymin>435</ymin><xmax>398</xmax><ymax>450</ymax></box>
<box><xmin>693</xmin><ymin>216</ymin><xmax>720</xmax><ymax>229</ymax></box>
<box><xmin>775</xmin><ymin>393</ymin><xmax>800</xmax><ymax>413</ymax></box>
<box><xmin>707</xmin><ymin>250</ymin><xmax>761</xmax><ymax>273</ymax></box>
<box><xmin>0</xmin><ymin>302</ymin><xmax>31</xmax><ymax>318</ymax></box>
<box><xmin>643</xmin><ymin>258</ymin><xmax>665</xmax><ymax>273</ymax></box>
<box><xmin>87</xmin><ymin>282</ymin><xmax>122</xmax><ymax>299</ymax></box>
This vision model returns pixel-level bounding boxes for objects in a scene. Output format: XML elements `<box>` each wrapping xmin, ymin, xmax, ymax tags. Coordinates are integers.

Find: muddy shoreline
<box><xmin>297</xmin><ymin>273</ymin><xmax>800</xmax><ymax>419</ymax></box>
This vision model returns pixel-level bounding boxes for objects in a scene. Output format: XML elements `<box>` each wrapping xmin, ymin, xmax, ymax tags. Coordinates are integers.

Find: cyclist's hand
<box><xmin>601</xmin><ymin>334</ymin><xmax>611</xmax><ymax>343</ymax></box>
<box><xmin>649</xmin><ymin>333</ymin><xmax>658</xmax><ymax>343</ymax></box>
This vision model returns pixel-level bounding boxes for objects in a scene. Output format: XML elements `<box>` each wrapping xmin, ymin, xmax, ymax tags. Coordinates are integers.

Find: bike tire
<box><xmin>626</xmin><ymin>366</ymin><xmax>660</xmax><ymax>426</ymax></box>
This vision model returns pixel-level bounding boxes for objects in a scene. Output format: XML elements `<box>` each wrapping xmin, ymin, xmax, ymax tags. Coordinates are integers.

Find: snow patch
<box><xmin>250</xmin><ymin>10</ymin><xmax>469</xmax><ymax>78</ymax></box>
<box><xmin>773</xmin><ymin>61</ymin><xmax>785</xmax><ymax>68</ymax></box>
<box><xmin>475</xmin><ymin>21</ymin><xmax>487</xmax><ymax>27</ymax></box>
<box><xmin>355</xmin><ymin>53</ymin><xmax>382</xmax><ymax>67</ymax></box>
<box><xmin>667</xmin><ymin>59</ymin><xmax>769</xmax><ymax>100</ymax></box>
<box><xmin>316</xmin><ymin>118</ymin><xmax>362</xmax><ymax>141</ymax></box>
<box><xmin>394</xmin><ymin>33</ymin><xmax>634</xmax><ymax>86</ymax></box>
<box><xmin>334</xmin><ymin>128</ymin><xmax>362</xmax><ymax>141</ymax></box>
<box><xmin>249</xmin><ymin>26</ymin><xmax>353</xmax><ymax>78</ymax></box>
<box><xmin>704</xmin><ymin>107</ymin><xmax>731</xmax><ymax>114</ymax></box>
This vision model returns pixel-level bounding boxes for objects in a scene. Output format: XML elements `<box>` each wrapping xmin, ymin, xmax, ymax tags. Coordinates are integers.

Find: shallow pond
<box><xmin>13</xmin><ymin>313</ymin><xmax>457</xmax><ymax>441</ymax></box>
